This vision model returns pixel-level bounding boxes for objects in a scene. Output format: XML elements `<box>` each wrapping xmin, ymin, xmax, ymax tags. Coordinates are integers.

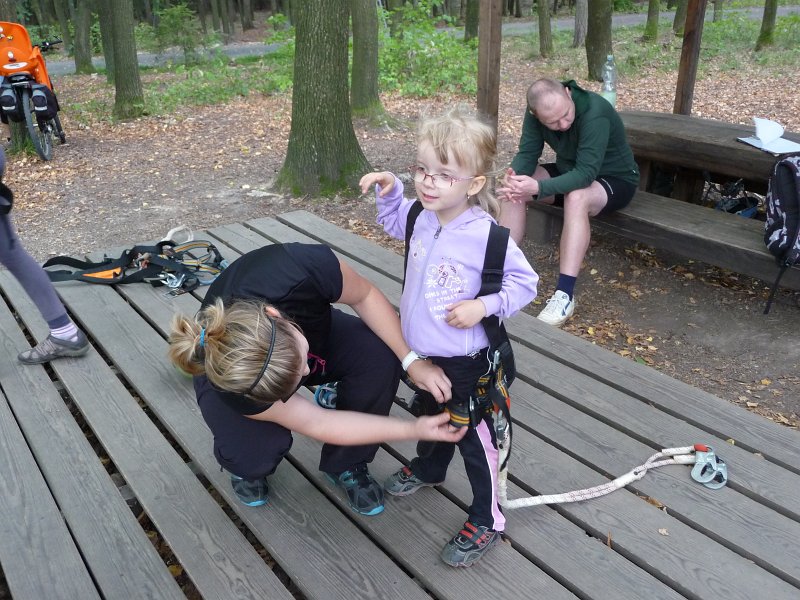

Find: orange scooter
<box><xmin>0</xmin><ymin>21</ymin><xmax>66</xmax><ymax>161</ymax></box>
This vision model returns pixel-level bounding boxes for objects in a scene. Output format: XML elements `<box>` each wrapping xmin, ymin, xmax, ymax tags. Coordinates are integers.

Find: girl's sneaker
<box><xmin>384</xmin><ymin>466</ymin><xmax>441</xmax><ymax>496</ymax></box>
<box><xmin>440</xmin><ymin>521</ymin><xmax>501</xmax><ymax>567</ymax></box>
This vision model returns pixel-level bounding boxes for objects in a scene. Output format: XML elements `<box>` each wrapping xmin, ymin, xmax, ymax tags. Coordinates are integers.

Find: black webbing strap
<box><xmin>403</xmin><ymin>200</ymin><xmax>425</xmax><ymax>290</ymax></box>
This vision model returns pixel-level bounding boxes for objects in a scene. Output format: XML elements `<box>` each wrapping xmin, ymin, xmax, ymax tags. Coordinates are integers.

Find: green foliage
<box><xmin>144</xmin><ymin>48</ymin><xmax>295</xmax><ymax>114</ymax></box>
<box><xmin>264</xmin><ymin>13</ymin><xmax>295</xmax><ymax>44</ymax></box>
<box><xmin>152</xmin><ymin>3</ymin><xmax>206</xmax><ymax>62</ymax></box>
<box><xmin>135</xmin><ymin>22</ymin><xmax>159</xmax><ymax>53</ymax></box>
<box><xmin>27</xmin><ymin>24</ymin><xmax>63</xmax><ymax>46</ymax></box>
<box><xmin>613</xmin><ymin>0</ymin><xmax>638</xmax><ymax>13</ymax></box>
<box><xmin>378</xmin><ymin>0</ymin><xmax>478</xmax><ymax>96</ymax></box>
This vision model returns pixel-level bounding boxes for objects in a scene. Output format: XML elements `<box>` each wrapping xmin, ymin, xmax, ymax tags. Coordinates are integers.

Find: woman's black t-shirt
<box><xmin>200</xmin><ymin>243</ymin><xmax>343</xmax><ymax>414</ymax></box>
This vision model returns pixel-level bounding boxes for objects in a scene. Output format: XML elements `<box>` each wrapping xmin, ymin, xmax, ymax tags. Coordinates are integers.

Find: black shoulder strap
<box><xmin>403</xmin><ymin>200</ymin><xmax>425</xmax><ymax>289</ymax></box>
<box><xmin>478</xmin><ymin>223</ymin><xmax>510</xmax><ymax>350</ymax></box>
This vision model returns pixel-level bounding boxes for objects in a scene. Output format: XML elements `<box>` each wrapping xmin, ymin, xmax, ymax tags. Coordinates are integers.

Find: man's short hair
<box><xmin>527</xmin><ymin>78</ymin><xmax>566</xmax><ymax>117</ymax></box>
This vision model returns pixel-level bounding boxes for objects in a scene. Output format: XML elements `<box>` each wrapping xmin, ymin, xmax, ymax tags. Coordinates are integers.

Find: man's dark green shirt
<box><xmin>510</xmin><ymin>80</ymin><xmax>639</xmax><ymax>197</ymax></box>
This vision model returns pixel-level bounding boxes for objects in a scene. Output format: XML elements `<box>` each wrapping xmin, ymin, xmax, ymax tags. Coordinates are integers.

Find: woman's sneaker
<box><xmin>384</xmin><ymin>466</ymin><xmax>441</xmax><ymax>496</ymax></box>
<box><xmin>313</xmin><ymin>382</ymin><xmax>338</xmax><ymax>409</ymax></box>
<box><xmin>324</xmin><ymin>463</ymin><xmax>384</xmax><ymax>516</ymax></box>
<box><xmin>440</xmin><ymin>521</ymin><xmax>501</xmax><ymax>567</ymax></box>
<box><xmin>230</xmin><ymin>475</ymin><xmax>269</xmax><ymax>507</ymax></box>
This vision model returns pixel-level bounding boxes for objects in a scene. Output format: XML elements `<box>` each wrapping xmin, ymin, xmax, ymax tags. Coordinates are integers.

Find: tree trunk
<box><xmin>97</xmin><ymin>0</ymin><xmax>115</xmax><ymax>83</ymax></box>
<box><xmin>464</xmin><ymin>0</ymin><xmax>478</xmax><ymax>41</ymax></box>
<box><xmin>198</xmin><ymin>0</ymin><xmax>208</xmax><ymax>34</ymax></box>
<box><xmin>277</xmin><ymin>0</ymin><xmax>370</xmax><ymax>195</ymax></box>
<box><xmin>110</xmin><ymin>0</ymin><xmax>144</xmax><ymax>119</ymax></box>
<box><xmin>712</xmin><ymin>0</ymin><xmax>724</xmax><ymax>22</ymax></box>
<box><xmin>52</xmin><ymin>0</ymin><xmax>74</xmax><ymax>54</ymax></box>
<box><xmin>673</xmin><ymin>0</ymin><xmax>688</xmax><ymax>35</ymax></box>
<box><xmin>755</xmin><ymin>0</ymin><xmax>778</xmax><ymax>51</ymax></box>
<box><xmin>538</xmin><ymin>0</ymin><xmax>553</xmax><ymax>57</ymax></box>
<box><xmin>209</xmin><ymin>0</ymin><xmax>222</xmax><ymax>32</ymax></box>
<box><xmin>586</xmin><ymin>0</ymin><xmax>612</xmax><ymax>81</ymax></box>
<box><xmin>220</xmin><ymin>0</ymin><xmax>233</xmax><ymax>40</ymax></box>
<box><xmin>572</xmin><ymin>0</ymin><xmax>587</xmax><ymax>48</ymax></box>
<box><xmin>240</xmin><ymin>0</ymin><xmax>253</xmax><ymax>30</ymax></box>
<box><xmin>350</xmin><ymin>0</ymin><xmax>384</xmax><ymax>119</ymax></box>
<box><xmin>643</xmin><ymin>0</ymin><xmax>660</xmax><ymax>42</ymax></box>
<box><xmin>73</xmin><ymin>0</ymin><xmax>95</xmax><ymax>74</ymax></box>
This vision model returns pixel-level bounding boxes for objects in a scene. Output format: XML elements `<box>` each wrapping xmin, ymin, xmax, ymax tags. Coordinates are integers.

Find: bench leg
<box><xmin>525</xmin><ymin>206</ymin><xmax>563</xmax><ymax>244</ymax></box>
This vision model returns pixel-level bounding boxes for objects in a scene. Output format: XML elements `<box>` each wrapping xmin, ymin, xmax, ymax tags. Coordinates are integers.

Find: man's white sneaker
<box><xmin>537</xmin><ymin>290</ymin><xmax>575</xmax><ymax>327</ymax></box>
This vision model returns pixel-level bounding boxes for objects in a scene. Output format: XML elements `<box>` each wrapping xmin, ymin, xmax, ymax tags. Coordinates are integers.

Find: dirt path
<box><xmin>4</xmin><ymin>24</ymin><xmax>799</xmax><ymax>431</ymax></box>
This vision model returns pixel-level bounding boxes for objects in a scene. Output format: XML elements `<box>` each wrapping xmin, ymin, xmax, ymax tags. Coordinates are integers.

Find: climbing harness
<box><xmin>43</xmin><ymin>238</ymin><xmax>228</xmax><ymax>295</ymax></box>
<box><xmin>496</xmin><ymin>431</ymin><xmax>729</xmax><ymax>509</ymax></box>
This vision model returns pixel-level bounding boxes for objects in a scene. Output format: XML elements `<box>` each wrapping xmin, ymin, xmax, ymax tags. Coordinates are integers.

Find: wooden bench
<box><xmin>1</xmin><ymin>210</ymin><xmax>798</xmax><ymax>599</ymax></box>
<box><xmin>526</xmin><ymin>189</ymin><xmax>800</xmax><ymax>291</ymax></box>
<box><xmin>619</xmin><ymin>110</ymin><xmax>800</xmax><ymax>202</ymax></box>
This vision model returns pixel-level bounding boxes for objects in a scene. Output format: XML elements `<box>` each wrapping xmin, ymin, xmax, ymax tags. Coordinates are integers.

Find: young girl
<box><xmin>359</xmin><ymin>105</ymin><xmax>539</xmax><ymax>567</ymax></box>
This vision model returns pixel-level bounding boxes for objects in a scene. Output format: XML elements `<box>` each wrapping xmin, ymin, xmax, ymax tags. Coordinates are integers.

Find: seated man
<box><xmin>498</xmin><ymin>78</ymin><xmax>639</xmax><ymax>327</ymax></box>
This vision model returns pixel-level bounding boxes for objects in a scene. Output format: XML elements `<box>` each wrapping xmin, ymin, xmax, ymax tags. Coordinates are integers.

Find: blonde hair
<box><xmin>417</xmin><ymin>104</ymin><xmax>500</xmax><ymax>219</ymax></box>
<box><xmin>168</xmin><ymin>298</ymin><xmax>305</xmax><ymax>406</ymax></box>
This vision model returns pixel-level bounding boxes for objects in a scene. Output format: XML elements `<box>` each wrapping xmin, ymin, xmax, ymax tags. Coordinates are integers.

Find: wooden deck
<box><xmin>1</xmin><ymin>210</ymin><xmax>799</xmax><ymax>600</ymax></box>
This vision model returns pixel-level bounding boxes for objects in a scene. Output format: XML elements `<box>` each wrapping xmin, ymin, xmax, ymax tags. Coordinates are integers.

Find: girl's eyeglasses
<box><xmin>409</xmin><ymin>165</ymin><xmax>475</xmax><ymax>189</ymax></box>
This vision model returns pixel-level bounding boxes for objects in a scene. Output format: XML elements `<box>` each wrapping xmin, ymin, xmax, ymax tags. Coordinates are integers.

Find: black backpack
<box><xmin>763</xmin><ymin>155</ymin><xmax>800</xmax><ymax>314</ymax></box>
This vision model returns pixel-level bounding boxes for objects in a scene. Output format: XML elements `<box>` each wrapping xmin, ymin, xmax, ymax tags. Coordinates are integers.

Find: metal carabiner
<box><xmin>163</xmin><ymin>273</ymin><xmax>186</xmax><ymax>289</ymax></box>
<box><xmin>691</xmin><ymin>446</ymin><xmax>720</xmax><ymax>484</ymax></box>
<box><xmin>703</xmin><ymin>456</ymin><xmax>728</xmax><ymax>490</ymax></box>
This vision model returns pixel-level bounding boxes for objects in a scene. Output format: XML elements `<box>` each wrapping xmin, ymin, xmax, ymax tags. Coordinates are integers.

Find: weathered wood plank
<box><xmin>507</xmin><ymin>383</ymin><xmax>800</xmax><ymax>587</ymax></box>
<box><xmin>59</xmin><ymin>251</ymin><xmax>439</xmax><ymax>600</ymax></box>
<box><xmin>619</xmin><ymin>111</ymin><xmax>800</xmax><ymax>185</ymax></box>
<box><xmin>0</xmin><ymin>275</ymin><xmax>184</xmax><ymax>600</ymax></box>
<box><xmin>274</xmin><ymin>210</ymin><xmax>800</xmax><ymax>471</ymax></box>
<box><xmin>289</xmin><ymin>428</ymin><xmax>579</xmax><ymax>600</ymax></box>
<box><xmin>0</xmin><ymin>377</ymin><xmax>99</xmax><ymax>599</ymax></box>
<box><xmin>387</xmin><ymin>408</ymin><xmax>800</xmax><ymax>600</ymax></box>
<box><xmin>526</xmin><ymin>194</ymin><xmax>800</xmax><ymax>290</ymax></box>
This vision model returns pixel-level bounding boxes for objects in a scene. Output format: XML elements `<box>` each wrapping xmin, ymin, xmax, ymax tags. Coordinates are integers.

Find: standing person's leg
<box><xmin>315</xmin><ymin>308</ymin><xmax>401</xmax><ymax>515</ymax></box>
<box><xmin>0</xmin><ymin>215</ymin><xmax>90</xmax><ymax>363</ymax></box>
<box><xmin>195</xmin><ymin>375</ymin><xmax>292</xmax><ymax>507</ymax></box>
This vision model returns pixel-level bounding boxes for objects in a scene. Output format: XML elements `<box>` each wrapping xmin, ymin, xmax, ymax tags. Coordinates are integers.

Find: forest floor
<box><xmin>4</xmin><ymin>16</ymin><xmax>799</xmax><ymax>434</ymax></box>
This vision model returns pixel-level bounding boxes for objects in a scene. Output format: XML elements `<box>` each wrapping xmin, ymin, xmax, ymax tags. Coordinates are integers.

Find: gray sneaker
<box><xmin>384</xmin><ymin>466</ymin><xmax>441</xmax><ymax>497</ymax></box>
<box><xmin>18</xmin><ymin>331</ymin><xmax>90</xmax><ymax>365</ymax></box>
<box><xmin>440</xmin><ymin>521</ymin><xmax>501</xmax><ymax>568</ymax></box>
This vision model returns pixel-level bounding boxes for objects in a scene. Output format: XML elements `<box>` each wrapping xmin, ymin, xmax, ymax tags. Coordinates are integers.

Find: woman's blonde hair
<box><xmin>168</xmin><ymin>298</ymin><xmax>304</xmax><ymax>407</ymax></box>
<box><xmin>417</xmin><ymin>104</ymin><xmax>500</xmax><ymax>219</ymax></box>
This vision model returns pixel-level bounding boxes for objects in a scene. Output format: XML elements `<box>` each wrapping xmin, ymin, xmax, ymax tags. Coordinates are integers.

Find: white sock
<box><xmin>50</xmin><ymin>322</ymin><xmax>79</xmax><ymax>342</ymax></box>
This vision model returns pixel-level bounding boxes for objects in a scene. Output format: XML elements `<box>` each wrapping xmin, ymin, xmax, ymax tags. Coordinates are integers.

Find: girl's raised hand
<box><xmin>359</xmin><ymin>171</ymin><xmax>396</xmax><ymax>196</ymax></box>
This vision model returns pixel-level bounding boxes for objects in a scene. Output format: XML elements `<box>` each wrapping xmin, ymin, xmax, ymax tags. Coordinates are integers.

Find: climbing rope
<box><xmin>494</xmin><ymin>411</ymin><xmax>728</xmax><ymax>509</ymax></box>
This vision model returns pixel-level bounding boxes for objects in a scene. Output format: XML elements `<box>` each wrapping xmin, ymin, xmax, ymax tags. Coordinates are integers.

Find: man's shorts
<box><xmin>541</xmin><ymin>163</ymin><xmax>636</xmax><ymax>215</ymax></box>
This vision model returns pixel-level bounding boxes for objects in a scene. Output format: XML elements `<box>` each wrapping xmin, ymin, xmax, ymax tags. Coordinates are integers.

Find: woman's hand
<box><xmin>414</xmin><ymin>411</ymin><xmax>468</xmax><ymax>442</ymax></box>
<box><xmin>359</xmin><ymin>171</ymin><xmax>396</xmax><ymax>196</ymax></box>
<box><xmin>406</xmin><ymin>359</ymin><xmax>452</xmax><ymax>404</ymax></box>
<box><xmin>496</xmin><ymin>168</ymin><xmax>539</xmax><ymax>203</ymax></box>
<box><xmin>444</xmin><ymin>299</ymin><xmax>486</xmax><ymax>329</ymax></box>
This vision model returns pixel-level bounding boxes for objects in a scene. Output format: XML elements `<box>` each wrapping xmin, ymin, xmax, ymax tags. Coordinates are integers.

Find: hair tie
<box><xmin>199</xmin><ymin>327</ymin><xmax>206</xmax><ymax>348</ymax></box>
